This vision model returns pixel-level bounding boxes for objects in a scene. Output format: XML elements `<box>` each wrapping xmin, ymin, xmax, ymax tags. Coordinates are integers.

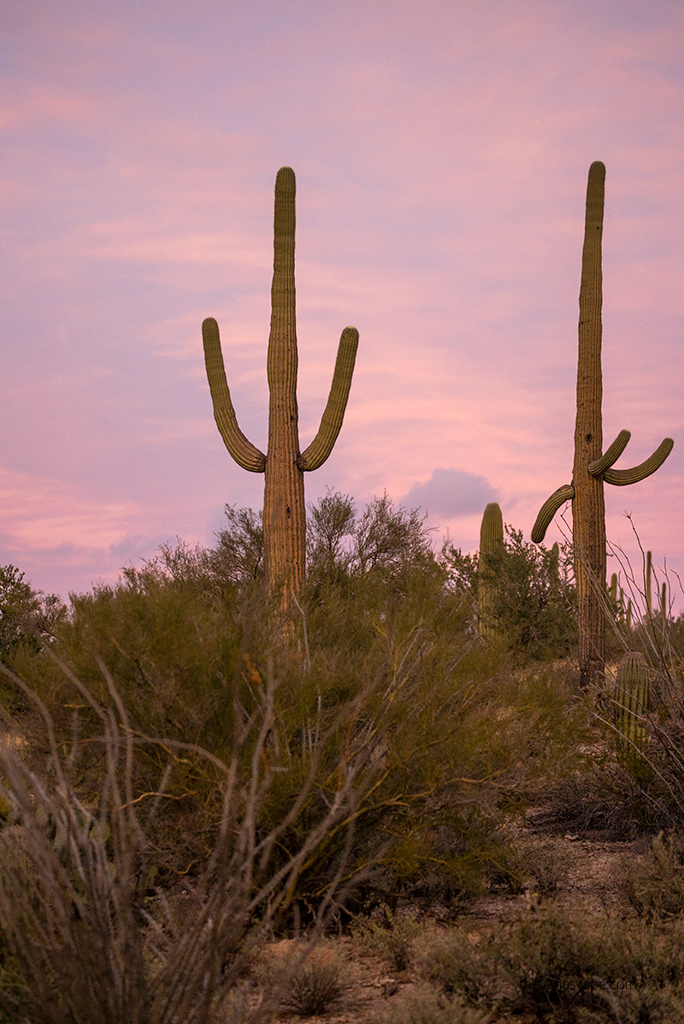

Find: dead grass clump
<box><xmin>279</xmin><ymin>948</ymin><xmax>347</xmax><ymax>1017</ymax></box>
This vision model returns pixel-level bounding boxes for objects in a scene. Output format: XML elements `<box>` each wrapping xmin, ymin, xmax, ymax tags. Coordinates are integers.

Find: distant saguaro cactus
<box><xmin>614</xmin><ymin>651</ymin><xmax>649</xmax><ymax>760</ymax></box>
<box><xmin>202</xmin><ymin>168</ymin><xmax>359</xmax><ymax>604</ymax></box>
<box><xmin>645</xmin><ymin>550</ymin><xmax>653</xmax><ymax>620</ymax></box>
<box><xmin>478</xmin><ymin>502</ymin><xmax>504</xmax><ymax>639</ymax></box>
<box><xmin>531</xmin><ymin>162</ymin><xmax>673</xmax><ymax>686</ymax></box>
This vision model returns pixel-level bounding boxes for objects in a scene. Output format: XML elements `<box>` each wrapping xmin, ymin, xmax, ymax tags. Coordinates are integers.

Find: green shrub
<box><xmin>0</xmin><ymin>564</ymin><xmax>63</xmax><ymax>678</ymax></box>
<box><xmin>443</xmin><ymin>527</ymin><xmax>577</xmax><ymax>662</ymax></box>
<box><xmin>420</xmin><ymin>905</ymin><xmax>684</xmax><ymax>1023</ymax></box>
<box><xmin>377</xmin><ymin>985</ymin><xmax>492</xmax><ymax>1024</ymax></box>
<box><xmin>352</xmin><ymin>904</ymin><xmax>421</xmax><ymax>971</ymax></box>
<box><xmin>0</xmin><ymin>659</ymin><xmax>380</xmax><ymax>1024</ymax></box>
<box><xmin>621</xmin><ymin>831</ymin><xmax>684</xmax><ymax>920</ymax></box>
<box><xmin>3</xmin><ymin>494</ymin><xmax>594</xmax><ymax>922</ymax></box>
<box><xmin>493</xmin><ymin>837</ymin><xmax>570</xmax><ymax>900</ymax></box>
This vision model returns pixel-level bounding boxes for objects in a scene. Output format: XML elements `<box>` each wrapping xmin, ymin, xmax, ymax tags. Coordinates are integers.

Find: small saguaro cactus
<box><xmin>531</xmin><ymin>162</ymin><xmax>673</xmax><ymax>687</ymax></box>
<box><xmin>645</xmin><ymin>550</ymin><xmax>654</xmax><ymax>620</ymax></box>
<box><xmin>478</xmin><ymin>502</ymin><xmax>504</xmax><ymax>639</ymax></box>
<box><xmin>608</xmin><ymin>571</ymin><xmax>628</xmax><ymax>628</ymax></box>
<box><xmin>202</xmin><ymin>167</ymin><xmax>359</xmax><ymax>603</ymax></box>
<box><xmin>614</xmin><ymin>651</ymin><xmax>649</xmax><ymax>760</ymax></box>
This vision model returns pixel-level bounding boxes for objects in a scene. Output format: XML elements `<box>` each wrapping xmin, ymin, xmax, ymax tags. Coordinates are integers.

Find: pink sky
<box><xmin>2</xmin><ymin>0</ymin><xmax>683</xmax><ymax>610</ymax></box>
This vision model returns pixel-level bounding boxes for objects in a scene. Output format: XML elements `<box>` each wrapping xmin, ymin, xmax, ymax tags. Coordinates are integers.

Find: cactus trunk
<box><xmin>573</xmin><ymin>161</ymin><xmax>607</xmax><ymax>688</ymax></box>
<box><xmin>264</xmin><ymin>167</ymin><xmax>306</xmax><ymax>595</ymax></box>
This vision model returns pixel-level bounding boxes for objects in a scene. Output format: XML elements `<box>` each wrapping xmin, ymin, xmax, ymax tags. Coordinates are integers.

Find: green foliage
<box><xmin>352</xmin><ymin>905</ymin><xmax>420</xmax><ymax>971</ymax></box>
<box><xmin>3</xmin><ymin>493</ymin><xmax>592</xmax><ymax>922</ymax></box>
<box><xmin>497</xmin><ymin>836</ymin><xmax>570</xmax><ymax>900</ymax></box>
<box><xmin>377</xmin><ymin>986</ymin><xmax>491</xmax><ymax>1024</ymax></box>
<box><xmin>622</xmin><ymin>831</ymin><xmax>684</xmax><ymax>920</ymax></box>
<box><xmin>421</xmin><ymin>905</ymin><xmax>684</xmax><ymax>1022</ymax></box>
<box><xmin>0</xmin><ymin>565</ymin><xmax>62</xmax><ymax>666</ymax></box>
<box><xmin>0</xmin><ymin>657</ymin><xmax>381</xmax><ymax>1024</ymax></box>
<box><xmin>206</xmin><ymin>505</ymin><xmax>265</xmax><ymax>587</ymax></box>
<box><xmin>212</xmin><ymin>492</ymin><xmax>437</xmax><ymax>595</ymax></box>
<box><xmin>443</xmin><ymin>526</ymin><xmax>577</xmax><ymax>661</ymax></box>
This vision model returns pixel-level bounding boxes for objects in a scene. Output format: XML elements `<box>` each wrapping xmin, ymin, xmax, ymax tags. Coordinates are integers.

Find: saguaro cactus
<box><xmin>478</xmin><ymin>502</ymin><xmax>504</xmax><ymax>639</ymax></box>
<box><xmin>645</xmin><ymin>550</ymin><xmax>654</xmax><ymax>620</ymax></box>
<box><xmin>202</xmin><ymin>167</ymin><xmax>359</xmax><ymax>602</ymax></box>
<box><xmin>614</xmin><ymin>651</ymin><xmax>649</xmax><ymax>760</ymax></box>
<box><xmin>532</xmin><ymin>162</ymin><xmax>673</xmax><ymax>686</ymax></box>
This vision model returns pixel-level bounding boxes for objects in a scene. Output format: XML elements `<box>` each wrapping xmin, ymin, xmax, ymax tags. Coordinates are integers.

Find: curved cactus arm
<box><xmin>603</xmin><ymin>437</ymin><xmax>674</xmax><ymax>486</ymax></box>
<box><xmin>202</xmin><ymin>317</ymin><xmax>266</xmax><ymax>473</ymax></box>
<box><xmin>298</xmin><ymin>326</ymin><xmax>359</xmax><ymax>472</ymax></box>
<box><xmin>531</xmin><ymin>483</ymin><xmax>575</xmax><ymax>544</ymax></box>
<box><xmin>588</xmin><ymin>429</ymin><xmax>631</xmax><ymax>477</ymax></box>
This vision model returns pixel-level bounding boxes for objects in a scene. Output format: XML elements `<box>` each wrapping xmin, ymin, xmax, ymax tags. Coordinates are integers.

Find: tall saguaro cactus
<box><xmin>532</xmin><ymin>162</ymin><xmax>673</xmax><ymax>686</ymax></box>
<box><xmin>202</xmin><ymin>167</ymin><xmax>359</xmax><ymax>602</ymax></box>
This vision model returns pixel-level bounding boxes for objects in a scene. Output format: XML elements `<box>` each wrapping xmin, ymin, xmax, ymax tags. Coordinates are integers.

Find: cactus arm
<box><xmin>603</xmin><ymin>437</ymin><xmax>674</xmax><ymax>486</ymax></box>
<box><xmin>298</xmin><ymin>327</ymin><xmax>359</xmax><ymax>472</ymax></box>
<box><xmin>202</xmin><ymin>317</ymin><xmax>266</xmax><ymax>472</ymax></box>
<box><xmin>588</xmin><ymin>429</ymin><xmax>631</xmax><ymax>476</ymax></box>
<box><xmin>531</xmin><ymin>484</ymin><xmax>575</xmax><ymax>544</ymax></box>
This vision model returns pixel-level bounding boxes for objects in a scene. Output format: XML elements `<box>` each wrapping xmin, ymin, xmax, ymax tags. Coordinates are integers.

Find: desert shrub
<box><xmin>208</xmin><ymin>505</ymin><xmax>265</xmax><ymax>587</ymax></box>
<box><xmin>421</xmin><ymin>906</ymin><xmax>684</xmax><ymax>1022</ymax></box>
<box><xmin>0</xmin><ymin>926</ymin><xmax>22</xmax><ymax>1024</ymax></box>
<box><xmin>279</xmin><ymin>948</ymin><xmax>346</xmax><ymax>1016</ymax></box>
<box><xmin>442</xmin><ymin>528</ymin><xmax>577</xmax><ymax>662</ymax></box>
<box><xmin>3</xmin><ymin>493</ymin><xmax>594</xmax><ymax>920</ymax></box>
<box><xmin>0</xmin><ymin>565</ymin><xmax>63</xmax><ymax>668</ymax></box>
<box><xmin>539</xmin><ymin>756</ymin><xmax>684</xmax><ymax>842</ymax></box>
<box><xmin>582</xmin><ymin>563</ymin><xmax>684</xmax><ymax>835</ymax></box>
<box><xmin>376</xmin><ymin>985</ymin><xmax>492</xmax><ymax>1024</ymax></box>
<box><xmin>212</xmin><ymin>491</ymin><xmax>437</xmax><ymax>596</ymax></box>
<box><xmin>493</xmin><ymin>837</ymin><xmax>570</xmax><ymax>900</ymax></box>
<box><xmin>0</xmin><ymin>657</ymin><xmax>383</xmax><ymax>1024</ymax></box>
<box><xmin>621</xmin><ymin>831</ymin><xmax>684</xmax><ymax>920</ymax></box>
<box><xmin>420</xmin><ymin>927</ymin><xmax>501</xmax><ymax>1007</ymax></box>
<box><xmin>352</xmin><ymin>904</ymin><xmax>421</xmax><ymax>971</ymax></box>
<box><xmin>9</xmin><ymin>582</ymin><xmax>590</xmax><ymax>920</ymax></box>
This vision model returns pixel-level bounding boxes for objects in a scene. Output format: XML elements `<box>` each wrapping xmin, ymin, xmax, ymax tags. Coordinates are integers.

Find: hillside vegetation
<box><xmin>1</xmin><ymin>494</ymin><xmax>684</xmax><ymax>1023</ymax></box>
